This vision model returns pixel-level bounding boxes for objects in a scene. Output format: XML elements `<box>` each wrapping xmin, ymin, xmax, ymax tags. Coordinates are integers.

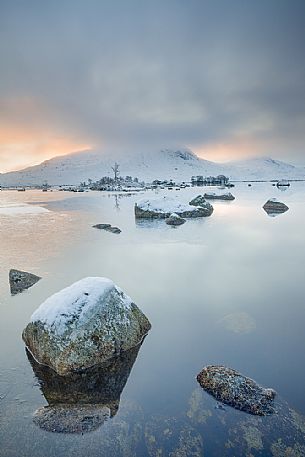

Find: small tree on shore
<box><xmin>111</xmin><ymin>163</ymin><xmax>120</xmax><ymax>183</ymax></box>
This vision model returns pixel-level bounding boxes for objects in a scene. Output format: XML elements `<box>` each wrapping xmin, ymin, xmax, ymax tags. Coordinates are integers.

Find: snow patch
<box><xmin>136</xmin><ymin>196</ymin><xmax>198</xmax><ymax>213</ymax></box>
<box><xmin>31</xmin><ymin>277</ymin><xmax>133</xmax><ymax>336</ymax></box>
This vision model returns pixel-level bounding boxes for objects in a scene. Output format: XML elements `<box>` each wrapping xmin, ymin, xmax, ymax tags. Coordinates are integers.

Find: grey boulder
<box><xmin>22</xmin><ymin>277</ymin><xmax>151</xmax><ymax>376</ymax></box>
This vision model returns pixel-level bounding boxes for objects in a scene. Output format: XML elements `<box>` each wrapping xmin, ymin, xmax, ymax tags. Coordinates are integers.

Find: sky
<box><xmin>0</xmin><ymin>0</ymin><xmax>305</xmax><ymax>172</ymax></box>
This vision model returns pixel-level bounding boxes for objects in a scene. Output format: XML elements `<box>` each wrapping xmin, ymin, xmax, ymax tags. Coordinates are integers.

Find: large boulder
<box><xmin>135</xmin><ymin>197</ymin><xmax>213</xmax><ymax>218</ymax></box>
<box><xmin>197</xmin><ymin>365</ymin><xmax>276</xmax><ymax>416</ymax></box>
<box><xmin>204</xmin><ymin>192</ymin><xmax>235</xmax><ymax>200</ymax></box>
<box><xmin>9</xmin><ymin>269</ymin><xmax>41</xmax><ymax>295</ymax></box>
<box><xmin>263</xmin><ymin>198</ymin><xmax>289</xmax><ymax>215</ymax></box>
<box><xmin>22</xmin><ymin>277</ymin><xmax>151</xmax><ymax>376</ymax></box>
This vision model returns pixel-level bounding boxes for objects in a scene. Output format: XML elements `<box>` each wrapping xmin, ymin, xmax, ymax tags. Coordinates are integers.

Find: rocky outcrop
<box><xmin>263</xmin><ymin>198</ymin><xmax>289</xmax><ymax>215</ymax></box>
<box><xmin>93</xmin><ymin>224</ymin><xmax>121</xmax><ymax>234</ymax></box>
<box><xmin>197</xmin><ymin>365</ymin><xmax>276</xmax><ymax>416</ymax></box>
<box><xmin>189</xmin><ymin>195</ymin><xmax>207</xmax><ymax>207</ymax></box>
<box><xmin>9</xmin><ymin>269</ymin><xmax>41</xmax><ymax>295</ymax></box>
<box><xmin>22</xmin><ymin>277</ymin><xmax>151</xmax><ymax>376</ymax></box>
<box><xmin>165</xmin><ymin>213</ymin><xmax>186</xmax><ymax>226</ymax></box>
<box><xmin>135</xmin><ymin>197</ymin><xmax>213</xmax><ymax>218</ymax></box>
<box><xmin>203</xmin><ymin>192</ymin><xmax>235</xmax><ymax>200</ymax></box>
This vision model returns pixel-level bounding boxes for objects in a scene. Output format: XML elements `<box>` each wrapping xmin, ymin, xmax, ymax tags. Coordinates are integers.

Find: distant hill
<box><xmin>0</xmin><ymin>148</ymin><xmax>304</xmax><ymax>186</ymax></box>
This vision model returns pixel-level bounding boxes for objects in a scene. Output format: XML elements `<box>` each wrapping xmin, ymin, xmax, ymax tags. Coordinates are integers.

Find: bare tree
<box><xmin>111</xmin><ymin>162</ymin><xmax>120</xmax><ymax>183</ymax></box>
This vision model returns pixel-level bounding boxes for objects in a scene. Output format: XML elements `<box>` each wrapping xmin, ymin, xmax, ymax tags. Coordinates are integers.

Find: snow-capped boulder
<box><xmin>203</xmin><ymin>192</ymin><xmax>235</xmax><ymax>201</ymax></box>
<box><xmin>263</xmin><ymin>198</ymin><xmax>289</xmax><ymax>215</ymax></box>
<box><xmin>135</xmin><ymin>197</ymin><xmax>213</xmax><ymax>218</ymax></box>
<box><xmin>9</xmin><ymin>269</ymin><xmax>41</xmax><ymax>295</ymax></box>
<box><xmin>189</xmin><ymin>195</ymin><xmax>210</xmax><ymax>208</ymax></box>
<box><xmin>22</xmin><ymin>277</ymin><xmax>151</xmax><ymax>376</ymax></box>
<box><xmin>165</xmin><ymin>213</ymin><xmax>186</xmax><ymax>226</ymax></box>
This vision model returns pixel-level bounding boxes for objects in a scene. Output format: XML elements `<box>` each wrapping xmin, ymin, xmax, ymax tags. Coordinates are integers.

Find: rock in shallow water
<box><xmin>9</xmin><ymin>269</ymin><xmax>41</xmax><ymax>295</ymax></box>
<box><xmin>135</xmin><ymin>197</ymin><xmax>213</xmax><ymax>218</ymax></box>
<box><xmin>165</xmin><ymin>213</ymin><xmax>186</xmax><ymax>226</ymax></box>
<box><xmin>22</xmin><ymin>277</ymin><xmax>151</xmax><ymax>376</ymax></box>
<box><xmin>197</xmin><ymin>365</ymin><xmax>276</xmax><ymax>416</ymax></box>
<box><xmin>263</xmin><ymin>199</ymin><xmax>289</xmax><ymax>216</ymax></box>
<box><xmin>203</xmin><ymin>192</ymin><xmax>235</xmax><ymax>201</ymax></box>
<box><xmin>92</xmin><ymin>224</ymin><xmax>121</xmax><ymax>234</ymax></box>
<box><xmin>189</xmin><ymin>195</ymin><xmax>211</xmax><ymax>208</ymax></box>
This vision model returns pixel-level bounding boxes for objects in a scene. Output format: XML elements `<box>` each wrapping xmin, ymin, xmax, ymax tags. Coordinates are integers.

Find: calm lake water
<box><xmin>1</xmin><ymin>184</ymin><xmax>305</xmax><ymax>456</ymax></box>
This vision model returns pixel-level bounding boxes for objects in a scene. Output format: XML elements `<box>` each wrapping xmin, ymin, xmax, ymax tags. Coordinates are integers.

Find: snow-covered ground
<box><xmin>0</xmin><ymin>148</ymin><xmax>305</xmax><ymax>186</ymax></box>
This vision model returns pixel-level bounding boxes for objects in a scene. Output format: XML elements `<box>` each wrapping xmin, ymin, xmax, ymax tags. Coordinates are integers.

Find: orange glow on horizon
<box><xmin>0</xmin><ymin>124</ymin><xmax>91</xmax><ymax>173</ymax></box>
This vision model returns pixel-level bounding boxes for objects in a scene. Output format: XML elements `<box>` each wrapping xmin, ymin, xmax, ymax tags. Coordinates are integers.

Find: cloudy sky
<box><xmin>0</xmin><ymin>0</ymin><xmax>305</xmax><ymax>172</ymax></box>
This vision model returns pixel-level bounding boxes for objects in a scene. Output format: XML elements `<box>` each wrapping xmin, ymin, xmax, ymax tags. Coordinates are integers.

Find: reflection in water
<box><xmin>27</xmin><ymin>343</ymin><xmax>142</xmax><ymax>433</ymax></box>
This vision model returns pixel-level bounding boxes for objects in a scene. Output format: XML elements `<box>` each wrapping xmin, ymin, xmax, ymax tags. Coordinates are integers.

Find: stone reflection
<box><xmin>27</xmin><ymin>342</ymin><xmax>142</xmax><ymax>433</ymax></box>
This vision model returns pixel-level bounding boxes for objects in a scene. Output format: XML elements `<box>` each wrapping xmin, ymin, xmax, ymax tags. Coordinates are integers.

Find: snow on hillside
<box><xmin>0</xmin><ymin>148</ymin><xmax>304</xmax><ymax>186</ymax></box>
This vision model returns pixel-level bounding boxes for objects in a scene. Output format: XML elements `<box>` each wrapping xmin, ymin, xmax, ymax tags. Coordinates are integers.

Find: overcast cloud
<box><xmin>0</xmin><ymin>0</ymin><xmax>305</xmax><ymax>170</ymax></box>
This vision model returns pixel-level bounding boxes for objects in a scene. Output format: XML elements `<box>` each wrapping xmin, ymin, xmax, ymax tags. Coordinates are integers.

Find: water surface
<box><xmin>0</xmin><ymin>184</ymin><xmax>305</xmax><ymax>456</ymax></box>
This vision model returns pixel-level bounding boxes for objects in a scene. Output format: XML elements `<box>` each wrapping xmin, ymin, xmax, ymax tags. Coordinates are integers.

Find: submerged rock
<box><xmin>187</xmin><ymin>387</ymin><xmax>305</xmax><ymax>456</ymax></box>
<box><xmin>33</xmin><ymin>404</ymin><xmax>110</xmax><ymax>433</ymax></box>
<box><xmin>218</xmin><ymin>312</ymin><xmax>256</xmax><ymax>334</ymax></box>
<box><xmin>145</xmin><ymin>416</ymin><xmax>203</xmax><ymax>457</ymax></box>
<box><xmin>135</xmin><ymin>197</ymin><xmax>213</xmax><ymax>218</ymax></box>
<box><xmin>93</xmin><ymin>224</ymin><xmax>121</xmax><ymax>234</ymax></box>
<box><xmin>204</xmin><ymin>192</ymin><xmax>235</xmax><ymax>201</ymax></box>
<box><xmin>22</xmin><ymin>277</ymin><xmax>151</xmax><ymax>376</ymax></box>
<box><xmin>165</xmin><ymin>213</ymin><xmax>186</xmax><ymax>226</ymax></box>
<box><xmin>9</xmin><ymin>269</ymin><xmax>41</xmax><ymax>295</ymax></box>
<box><xmin>197</xmin><ymin>366</ymin><xmax>276</xmax><ymax>416</ymax></box>
<box><xmin>263</xmin><ymin>199</ymin><xmax>289</xmax><ymax>216</ymax></box>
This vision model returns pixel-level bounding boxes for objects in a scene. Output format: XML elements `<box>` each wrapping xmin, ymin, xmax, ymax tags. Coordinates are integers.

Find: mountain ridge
<box><xmin>0</xmin><ymin>148</ymin><xmax>304</xmax><ymax>186</ymax></box>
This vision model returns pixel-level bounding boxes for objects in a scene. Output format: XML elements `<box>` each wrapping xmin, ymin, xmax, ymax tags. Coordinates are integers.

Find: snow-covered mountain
<box><xmin>225</xmin><ymin>157</ymin><xmax>305</xmax><ymax>181</ymax></box>
<box><xmin>0</xmin><ymin>148</ymin><xmax>304</xmax><ymax>186</ymax></box>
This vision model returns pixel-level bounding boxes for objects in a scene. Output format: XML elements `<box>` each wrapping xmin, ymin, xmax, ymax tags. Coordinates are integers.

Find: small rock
<box><xmin>197</xmin><ymin>365</ymin><xmax>276</xmax><ymax>416</ymax></box>
<box><xmin>93</xmin><ymin>224</ymin><xmax>121</xmax><ymax>234</ymax></box>
<box><xmin>263</xmin><ymin>199</ymin><xmax>289</xmax><ymax>216</ymax></box>
<box><xmin>165</xmin><ymin>213</ymin><xmax>186</xmax><ymax>226</ymax></box>
<box><xmin>9</xmin><ymin>269</ymin><xmax>41</xmax><ymax>295</ymax></box>
<box><xmin>204</xmin><ymin>192</ymin><xmax>235</xmax><ymax>201</ymax></box>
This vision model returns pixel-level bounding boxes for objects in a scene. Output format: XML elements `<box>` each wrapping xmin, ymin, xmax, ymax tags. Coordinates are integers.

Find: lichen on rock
<box><xmin>197</xmin><ymin>365</ymin><xmax>276</xmax><ymax>416</ymax></box>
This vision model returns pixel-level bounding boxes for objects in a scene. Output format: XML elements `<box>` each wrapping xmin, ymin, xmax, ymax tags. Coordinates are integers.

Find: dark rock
<box><xmin>204</xmin><ymin>192</ymin><xmax>235</xmax><ymax>201</ymax></box>
<box><xmin>93</xmin><ymin>224</ymin><xmax>121</xmax><ymax>234</ymax></box>
<box><xmin>9</xmin><ymin>269</ymin><xmax>41</xmax><ymax>295</ymax></box>
<box><xmin>263</xmin><ymin>199</ymin><xmax>289</xmax><ymax>216</ymax></box>
<box><xmin>196</xmin><ymin>365</ymin><xmax>276</xmax><ymax>416</ymax></box>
